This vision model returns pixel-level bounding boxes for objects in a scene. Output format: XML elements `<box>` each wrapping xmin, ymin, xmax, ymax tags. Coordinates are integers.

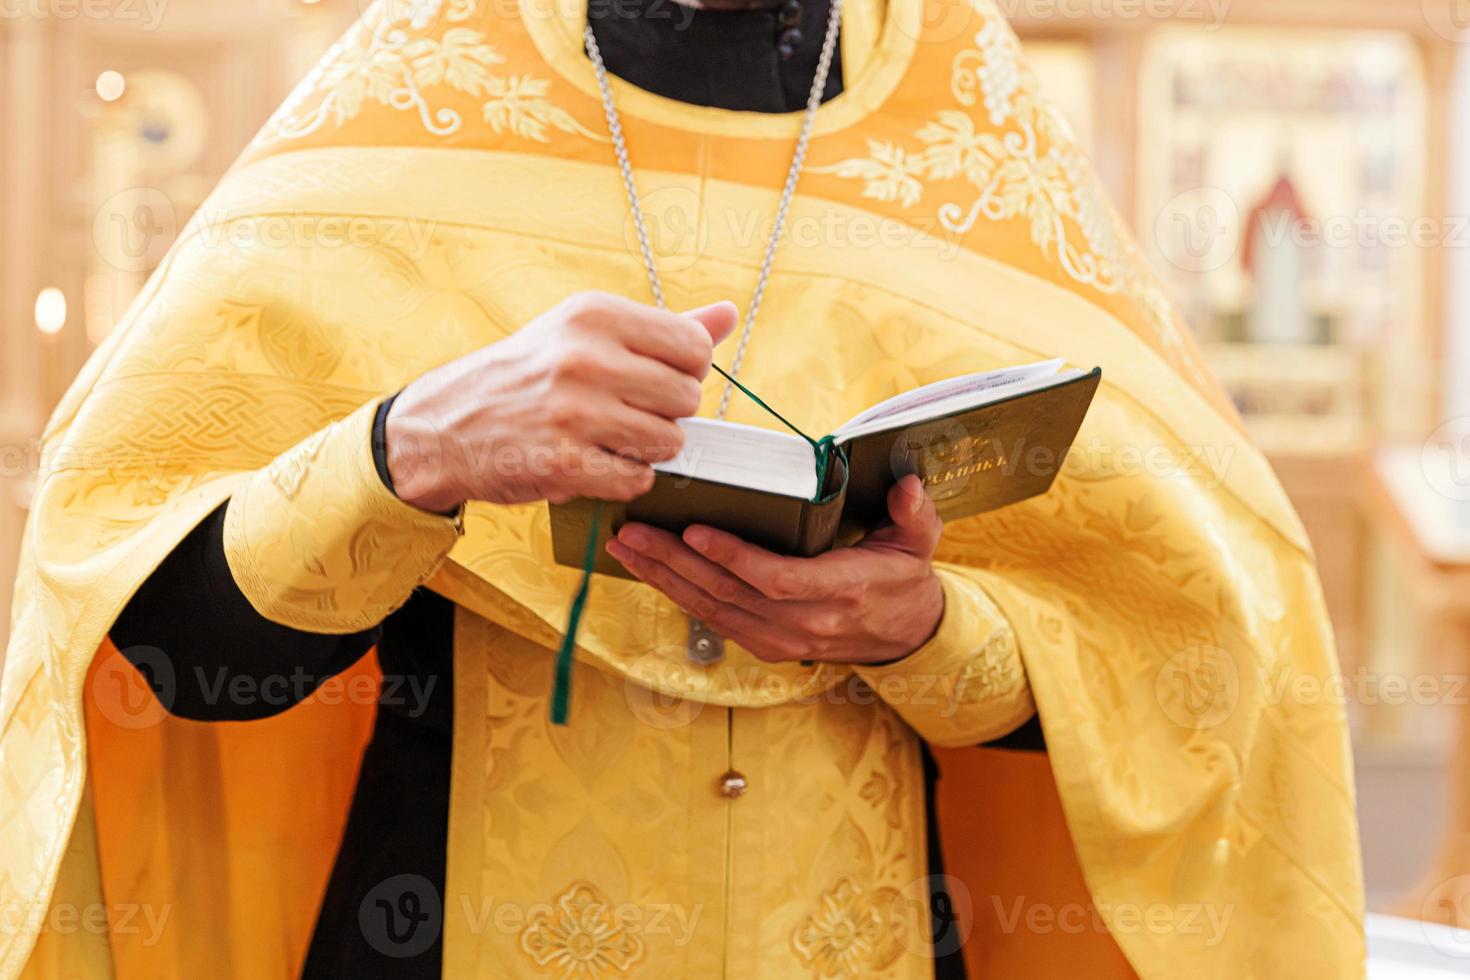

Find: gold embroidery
<box><xmin>816</xmin><ymin>3</ymin><xmax>1189</xmax><ymax>359</ymax></box>
<box><xmin>483</xmin><ymin>75</ymin><xmax>599</xmax><ymax>142</ymax></box>
<box><xmin>792</xmin><ymin>877</ymin><xmax>885</xmax><ymax>978</ymax></box>
<box><xmin>266</xmin><ymin>423</ymin><xmax>333</xmax><ymax>500</ymax></box>
<box><xmin>518</xmin><ymin>882</ymin><xmax>646</xmax><ymax>979</ymax></box>
<box><xmin>824</xmin><ymin>140</ymin><xmax>926</xmax><ymax>208</ymax></box>
<box><xmin>953</xmin><ymin>625</ymin><xmax>1026</xmax><ymax>705</ymax></box>
<box><xmin>255</xmin><ymin>3</ymin><xmax>596</xmax><ymax>147</ymax></box>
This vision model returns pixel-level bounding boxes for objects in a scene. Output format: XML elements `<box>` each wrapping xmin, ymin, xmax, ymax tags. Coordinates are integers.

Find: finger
<box><xmin>605</xmin><ymin>539</ymin><xmax>806</xmax><ymax>660</ymax></box>
<box><xmin>616</xmin><ymin>523</ymin><xmax>775</xmax><ymax>614</ymax></box>
<box><xmin>681</xmin><ymin>301</ymin><xmax>739</xmax><ymax>347</ymax></box>
<box><xmin>560</xmin><ymin>447</ymin><xmax>655</xmax><ymax>502</ymax></box>
<box><xmin>870</xmin><ymin>475</ymin><xmax>943</xmax><ymax>557</ymax></box>
<box><xmin>605</xmin><ymin>352</ymin><xmax>704</xmax><ymax>419</ymax></box>
<box><xmin>585</xmin><ymin>406</ymin><xmax>685</xmax><ymax>463</ymax></box>
<box><xmin>682</xmin><ymin>525</ymin><xmax>841</xmax><ymax>601</ymax></box>
<box><xmin>600</xmin><ymin>295</ymin><xmax>717</xmax><ymax>378</ymax></box>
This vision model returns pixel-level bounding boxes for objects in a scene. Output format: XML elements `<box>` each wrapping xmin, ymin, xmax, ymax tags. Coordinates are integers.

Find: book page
<box><xmin>834</xmin><ymin>359</ymin><xmax>1064</xmax><ymax>438</ymax></box>
<box><xmin>654</xmin><ymin>418</ymin><xmax>818</xmax><ymax>499</ymax></box>
<box><xmin>834</xmin><ymin>367</ymin><xmax>1086</xmax><ymax>445</ymax></box>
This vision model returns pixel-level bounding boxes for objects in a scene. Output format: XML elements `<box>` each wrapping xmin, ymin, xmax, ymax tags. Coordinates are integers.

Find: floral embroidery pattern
<box><xmin>953</xmin><ymin>627</ymin><xmax>1026</xmax><ymax>705</ymax></box>
<box><xmin>255</xmin><ymin>1</ymin><xmax>598</xmax><ymax>147</ymax></box>
<box><xmin>519</xmin><ymin>882</ymin><xmax>645</xmax><ymax>979</ymax></box>
<box><xmin>825</xmin><ymin>141</ymin><xmax>926</xmax><ymax>208</ymax></box>
<box><xmin>482</xmin><ymin>75</ymin><xmax>589</xmax><ymax>141</ymax></box>
<box><xmin>792</xmin><ymin>877</ymin><xmax>885</xmax><ymax>977</ymax></box>
<box><xmin>266</xmin><ymin>423</ymin><xmax>333</xmax><ymax>500</ymax></box>
<box><xmin>817</xmin><ymin>7</ymin><xmax>1188</xmax><ymax>356</ymax></box>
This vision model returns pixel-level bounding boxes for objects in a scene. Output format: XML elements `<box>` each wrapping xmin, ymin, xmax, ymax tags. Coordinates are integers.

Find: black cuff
<box><xmin>371</xmin><ymin>393</ymin><xmax>400</xmax><ymax>496</ymax></box>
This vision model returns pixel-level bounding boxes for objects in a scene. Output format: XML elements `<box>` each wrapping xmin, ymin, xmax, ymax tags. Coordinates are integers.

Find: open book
<box><xmin>551</xmin><ymin>359</ymin><xmax>1101</xmax><ymax>578</ymax></box>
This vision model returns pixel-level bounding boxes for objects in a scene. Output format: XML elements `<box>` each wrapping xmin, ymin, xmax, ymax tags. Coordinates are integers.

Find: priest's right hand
<box><xmin>384</xmin><ymin>292</ymin><xmax>738</xmax><ymax>513</ymax></box>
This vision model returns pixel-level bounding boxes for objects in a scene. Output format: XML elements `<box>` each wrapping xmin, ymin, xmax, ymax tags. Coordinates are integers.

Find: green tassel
<box><xmin>550</xmin><ymin>502</ymin><xmax>602</xmax><ymax>725</ymax></box>
<box><xmin>813</xmin><ymin>434</ymin><xmax>840</xmax><ymax>503</ymax></box>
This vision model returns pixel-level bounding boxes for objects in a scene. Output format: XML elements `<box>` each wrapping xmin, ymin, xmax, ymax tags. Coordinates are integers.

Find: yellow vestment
<box><xmin>0</xmin><ymin>0</ymin><xmax>1364</xmax><ymax>976</ymax></box>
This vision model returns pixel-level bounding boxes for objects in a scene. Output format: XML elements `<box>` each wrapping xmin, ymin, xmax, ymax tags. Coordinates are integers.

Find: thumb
<box><xmin>879</xmin><ymin>475</ymin><xmax>943</xmax><ymax>557</ymax></box>
<box><xmin>682</xmin><ymin>300</ymin><xmax>740</xmax><ymax>347</ymax></box>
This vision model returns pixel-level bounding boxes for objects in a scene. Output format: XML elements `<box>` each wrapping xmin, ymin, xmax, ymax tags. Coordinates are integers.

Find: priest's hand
<box><xmin>385</xmin><ymin>292</ymin><xmax>738</xmax><ymax>513</ymax></box>
<box><xmin>607</xmin><ymin>475</ymin><xmax>946</xmax><ymax>664</ymax></box>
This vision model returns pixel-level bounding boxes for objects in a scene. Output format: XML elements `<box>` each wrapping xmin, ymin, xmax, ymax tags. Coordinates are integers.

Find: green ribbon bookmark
<box><xmin>710</xmin><ymin>365</ymin><xmax>840</xmax><ymax>497</ymax></box>
<box><xmin>550</xmin><ymin>501</ymin><xmax>602</xmax><ymax>725</ymax></box>
<box><xmin>549</xmin><ymin>365</ymin><xmax>836</xmax><ymax>726</ymax></box>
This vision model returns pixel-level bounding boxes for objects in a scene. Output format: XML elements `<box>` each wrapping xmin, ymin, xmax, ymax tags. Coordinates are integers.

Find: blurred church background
<box><xmin>4</xmin><ymin>0</ymin><xmax>1470</xmax><ymax>970</ymax></box>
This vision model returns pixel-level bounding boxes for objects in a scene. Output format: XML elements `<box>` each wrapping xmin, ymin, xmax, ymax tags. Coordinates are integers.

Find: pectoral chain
<box><xmin>584</xmin><ymin>1</ymin><xmax>844</xmax><ymax>663</ymax></box>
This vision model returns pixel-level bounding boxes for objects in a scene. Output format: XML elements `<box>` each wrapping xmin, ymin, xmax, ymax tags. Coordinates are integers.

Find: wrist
<box><xmin>384</xmin><ymin>392</ymin><xmax>466</xmax><ymax>514</ymax></box>
<box><xmin>894</xmin><ymin>569</ymin><xmax>945</xmax><ymax>662</ymax></box>
<box><xmin>842</xmin><ymin>570</ymin><xmax>944</xmax><ymax>667</ymax></box>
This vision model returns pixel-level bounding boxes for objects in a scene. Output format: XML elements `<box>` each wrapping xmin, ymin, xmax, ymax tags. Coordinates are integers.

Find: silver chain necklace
<box><xmin>585</xmin><ymin>3</ymin><xmax>843</xmax><ymax>664</ymax></box>
<box><xmin>584</xmin><ymin>0</ymin><xmax>843</xmax><ymax>420</ymax></box>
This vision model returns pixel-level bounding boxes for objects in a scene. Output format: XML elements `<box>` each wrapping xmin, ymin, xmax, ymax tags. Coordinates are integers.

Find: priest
<box><xmin>0</xmin><ymin>0</ymin><xmax>1364</xmax><ymax>976</ymax></box>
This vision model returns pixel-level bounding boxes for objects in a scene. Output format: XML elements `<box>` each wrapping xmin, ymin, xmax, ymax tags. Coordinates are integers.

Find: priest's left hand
<box><xmin>606</xmin><ymin>475</ymin><xmax>945</xmax><ymax>664</ymax></box>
